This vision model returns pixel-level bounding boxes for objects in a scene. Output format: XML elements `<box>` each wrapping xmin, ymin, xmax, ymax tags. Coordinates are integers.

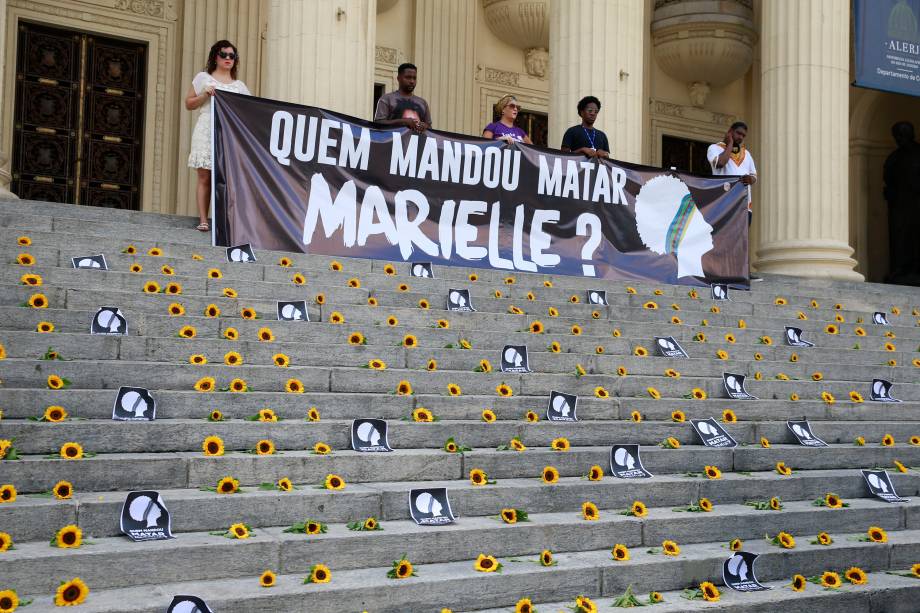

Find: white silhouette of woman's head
<box><xmin>613</xmin><ymin>447</ymin><xmax>636</xmax><ymax>469</ymax></box>
<box><xmin>357</xmin><ymin>421</ymin><xmax>381</xmax><ymax>446</ymax></box>
<box><xmin>414</xmin><ymin>492</ymin><xmax>443</xmax><ymax>516</ymax></box>
<box><xmin>867</xmin><ymin>473</ymin><xmax>888</xmax><ymax>493</ymax></box>
<box><xmin>281</xmin><ymin>303</ymin><xmax>303</xmax><ymax>320</ymax></box>
<box><xmin>727</xmin><ymin>555</ymin><xmax>749</xmax><ymax>580</ymax></box>
<box><xmin>635</xmin><ymin>175</ymin><xmax>714</xmax><ymax>278</ymax></box>
<box><xmin>504</xmin><ymin>348</ymin><xmax>523</xmax><ymax>367</ymax></box>
<box><xmin>552</xmin><ymin>393</ymin><xmax>570</xmax><ymax>417</ymax></box>
<box><xmin>128</xmin><ymin>494</ymin><xmax>162</xmax><ymax>528</ymax></box>
<box><xmin>96</xmin><ymin>309</ymin><xmax>122</xmax><ymax>332</ymax></box>
<box><xmin>120</xmin><ymin>390</ymin><xmax>148</xmax><ymax>418</ymax></box>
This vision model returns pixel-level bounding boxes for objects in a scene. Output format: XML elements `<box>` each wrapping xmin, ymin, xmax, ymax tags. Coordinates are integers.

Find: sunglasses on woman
<box><xmin>218</xmin><ymin>51</ymin><xmax>237</xmax><ymax>60</ymax></box>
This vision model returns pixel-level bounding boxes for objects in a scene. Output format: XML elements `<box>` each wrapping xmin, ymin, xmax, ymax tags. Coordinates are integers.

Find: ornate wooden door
<box><xmin>12</xmin><ymin>22</ymin><xmax>147</xmax><ymax>210</ymax></box>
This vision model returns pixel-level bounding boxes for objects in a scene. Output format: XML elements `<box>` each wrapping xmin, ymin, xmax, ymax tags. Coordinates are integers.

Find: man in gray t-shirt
<box><xmin>374</xmin><ymin>63</ymin><xmax>432</xmax><ymax>133</ymax></box>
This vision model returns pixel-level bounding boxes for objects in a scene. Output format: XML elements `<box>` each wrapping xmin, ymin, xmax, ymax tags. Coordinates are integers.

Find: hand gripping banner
<box><xmin>212</xmin><ymin>91</ymin><xmax>750</xmax><ymax>287</ymax></box>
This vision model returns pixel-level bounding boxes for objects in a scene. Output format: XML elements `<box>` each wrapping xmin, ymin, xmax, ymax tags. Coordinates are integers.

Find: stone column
<box><xmin>756</xmin><ymin>0</ymin><xmax>861</xmax><ymax>280</ymax></box>
<box><xmin>413</xmin><ymin>0</ymin><xmax>476</xmax><ymax>135</ymax></box>
<box><xmin>548</xmin><ymin>0</ymin><xmax>645</xmax><ymax>162</ymax></box>
<box><xmin>263</xmin><ymin>0</ymin><xmax>376</xmax><ymax>119</ymax></box>
<box><xmin>0</xmin><ymin>0</ymin><xmax>17</xmax><ymax>199</ymax></box>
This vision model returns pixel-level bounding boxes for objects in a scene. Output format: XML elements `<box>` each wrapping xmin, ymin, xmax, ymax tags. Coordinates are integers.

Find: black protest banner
<box><xmin>213</xmin><ymin>92</ymin><xmax>750</xmax><ymax>287</ymax></box>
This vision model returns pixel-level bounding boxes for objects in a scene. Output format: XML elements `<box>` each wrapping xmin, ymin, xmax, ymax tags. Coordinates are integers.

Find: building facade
<box><xmin>3</xmin><ymin>0</ymin><xmax>919</xmax><ymax>281</ymax></box>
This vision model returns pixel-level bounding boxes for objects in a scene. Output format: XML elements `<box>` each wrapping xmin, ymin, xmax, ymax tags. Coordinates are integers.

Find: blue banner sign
<box><xmin>854</xmin><ymin>0</ymin><xmax>920</xmax><ymax>97</ymax></box>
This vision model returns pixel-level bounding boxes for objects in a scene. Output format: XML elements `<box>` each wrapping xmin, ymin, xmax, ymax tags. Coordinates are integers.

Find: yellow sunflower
<box><xmin>54</xmin><ymin>578</ymin><xmax>89</xmax><ymax>607</ymax></box>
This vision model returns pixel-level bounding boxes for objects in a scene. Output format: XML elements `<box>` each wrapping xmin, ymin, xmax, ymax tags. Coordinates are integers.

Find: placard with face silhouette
<box><xmin>112</xmin><ymin>386</ymin><xmax>156</xmax><ymax>421</ymax></box>
<box><xmin>710</xmin><ymin>283</ymin><xmax>730</xmax><ymax>300</ymax></box>
<box><xmin>500</xmin><ymin>345</ymin><xmax>531</xmax><ymax>373</ymax></box>
<box><xmin>120</xmin><ymin>491</ymin><xmax>173</xmax><ymax>541</ymax></box>
<box><xmin>690</xmin><ymin>418</ymin><xmax>738</xmax><ymax>448</ymax></box>
<box><xmin>786</xmin><ymin>419</ymin><xmax>828</xmax><ymax>447</ymax></box>
<box><xmin>351</xmin><ymin>418</ymin><xmax>392</xmax><ymax>452</ymax></box>
<box><xmin>409</xmin><ymin>488</ymin><xmax>455</xmax><ymax>525</ymax></box>
<box><xmin>587</xmin><ymin>290</ymin><xmax>608</xmax><ymax>305</ymax></box>
<box><xmin>870</xmin><ymin>379</ymin><xmax>901</xmax><ymax>402</ymax></box>
<box><xmin>723</xmin><ymin>551</ymin><xmax>770</xmax><ymax>592</ymax></box>
<box><xmin>276</xmin><ymin>300</ymin><xmax>309</xmax><ymax>322</ymax></box>
<box><xmin>410</xmin><ymin>262</ymin><xmax>433</xmax><ymax>278</ymax></box>
<box><xmin>167</xmin><ymin>596</ymin><xmax>214</xmax><ymax>613</ymax></box>
<box><xmin>72</xmin><ymin>254</ymin><xmax>108</xmax><ymax>270</ymax></box>
<box><xmin>723</xmin><ymin>372</ymin><xmax>756</xmax><ymax>400</ymax></box>
<box><xmin>447</xmin><ymin>288</ymin><xmax>475</xmax><ymax>312</ymax></box>
<box><xmin>784</xmin><ymin>326</ymin><xmax>814</xmax><ymax>347</ymax></box>
<box><xmin>91</xmin><ymin>306</ymin><xmax>128</xmax><ymax>335</ymax></box>
<box><xmin>546</xmin><ymin>390</ymin><xmax>578</xmax><ymax>422</ymax></box>
<box><xmin>226</xmin><ymin>243</ymin><xmax>256</xmax><ymax>263</ymax></box>
<box><xmin>873</xmin><ymin>312</ymin><xmax>890</xmax><ymax>325</ymax></box>
<box><xmin>862</xmin><ymin>469</ymin><xmax>908</xmax><ymax>503</ymax></box>
<box><xmin>609</xmin><ymin>444</ymin><xmax>653</xmax><ymax>478</ymax></box>
<box><xmin>654</xmin><ymin>336</ymin><xmax>689</xmax><ymax>358</ymax></box>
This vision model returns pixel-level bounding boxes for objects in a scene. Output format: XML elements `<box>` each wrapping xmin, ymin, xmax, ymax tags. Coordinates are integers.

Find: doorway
<box><xmin>661</xmin><ymin>134</ymin><xmax>712</xmax><ymax>175</ymax></box>
<box><xmin>11</xmin><ymin>21</ymin><xmax>147</xmax><ymax>209</ymax></box>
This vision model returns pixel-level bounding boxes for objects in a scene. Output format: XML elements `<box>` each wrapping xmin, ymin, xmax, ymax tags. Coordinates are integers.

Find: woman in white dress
<box><xmin>185</xmin><ymin>40</ymin><xmax>251</xmax><ymax>231</ymax></box>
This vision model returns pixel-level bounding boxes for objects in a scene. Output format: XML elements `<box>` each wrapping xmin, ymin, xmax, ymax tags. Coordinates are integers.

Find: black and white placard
<box><xmin>410</xmin><ymin>262</ymin><xmax>433</xmax><ymax>278</ymax></box>
<box><xmin>587</xmin><ymin>290</ymin><xmax>608</xmax><ymax>305</ymax></box>
<box><xmin>72</xmin><ymin>254</ymin><xmax>108</xmax><ymax>270</ymax></box>
<box><xmin>786</xmin><ymin>420</ymin><xmax>828</xmax><ymax>447</ymax></box>
<box><xmin>546</xmin><ymin>390</ymin><xmax>578</xmax><ymax>422</ymax></box>
<box><xmin>447</xmin><ymin>288</ymin><xmax>475</xmax><ymax>312</ymax></box>
<box><xmin>167</xmin><ymin>596</ymin><xmax>214</xmax><ymax>613</ymax></box>
<box><xmin>351</xmin><ymin>418</ymin><xmax>392</xmax><ymax>452</ymax></box>
<box><xmin>609</xmin><ymin>444</ymin><xmax>653</xmax><ymax>479</ymax></box>
<box><xmin>277</xmin><ymin>300</ymin><xmax>309</xmax><ymax>321</ymax></box>
<box><xmin>862</xmin><ymin>469</ymin><xmax>909</xmax><ymax>503</ymax></box>
<box><xmin>112</xmin><ymin>386</ymin><xmax>156</xmax><ymax>421</ymax></box>
<box><xmin>120</xmin><ymin>491</ymin><xmax>173</xmax><ymax>541</ymax></box>
<box><xmin>711</xmin><ymin>283</ymin><xmax>730</xmax><ymax>301</ymax></box>
<box><xmin>723</xmin><ymin>372</ymin><xmax>757</xmax><ymax>400</ymax></box>
<box><xmin>500</xmin><ymin>345</ymin><xmax>531</xmax><ymax>373</ymax></box>
<box><xmin>873</xmin><ymin>312</ymin><xmax>890</xmax><ymax>325</ymax></box>
<box><xmin>226</xmin><ymin>243</ymin><xmax>256</xmax><ymax>263</ymax></box>
<box><xmin>723</xmin><ymin>551</ymin><xmax>770</xmax><ymax>592</ymax></box>
<box><xmin>654</xmin><ymin>336</ymin><xmax>689</xmax><ymax>358</ymax></box>
<box><xmin>784</xmin><ymin>326</ymin><xmax>814</xmax><ymax>348</ymax></box>
<box><xmin>870</xmin><ymin>379</ymin><xmax>901</xmax><ymax>402</ymax></box>
<box><xmin>691</xmin><ymin>418</ymin><xmax>738</xmax><ymax>448</ymax></box>
<box><xmin>91</xmin><ymin>306</ymin><xmax>128</xmax><ymax>335</ymax></box>
<box><xmin>409</xmin><ymin>488</ymin><xmax>455</xmax><ymax>525</ymax></box>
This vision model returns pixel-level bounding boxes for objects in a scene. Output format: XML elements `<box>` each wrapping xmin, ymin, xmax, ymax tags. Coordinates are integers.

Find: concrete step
<box><xmin>464</xmin><ymin>571</ymin><xmax>920</xmax><ymax>613</ymax></box>
<box><xmin>3</xmin><ymin>468</ymin><xmax>917</xmax><ymax>541</ymax></box>
<box><xmin>9</xmin><ymin>529</ymin><xmax>920</xmax><ymax>613</ymax></box>
<box><xmin>2</xmin><ymin>413</ymin><xmax>919</xmax><ymax>454</ymax></box>
<box><xmin>1</xmin><ymin>498</ymin><xmax>914</xmax><ymax>594</ymax></box>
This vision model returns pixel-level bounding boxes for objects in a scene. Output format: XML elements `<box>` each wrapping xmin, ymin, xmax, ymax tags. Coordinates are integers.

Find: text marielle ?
<box><xmin>267</xmin><ymin>111</ymin><xmax>630</xmax><ymax>274</ymax></box>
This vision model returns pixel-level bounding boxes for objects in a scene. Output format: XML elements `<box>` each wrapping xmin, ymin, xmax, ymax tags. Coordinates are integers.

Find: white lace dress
<box><xmin>187</xmin><ymin>71</ymin><xmax>251</xmax><ymax>170</ymax></box>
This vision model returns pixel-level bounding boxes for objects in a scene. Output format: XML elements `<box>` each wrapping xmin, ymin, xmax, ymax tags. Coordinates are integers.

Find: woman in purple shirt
<box><xmin>483</xmin><ymin>95</ymin><xmax>533</xmax><ymax>144</ymax></box>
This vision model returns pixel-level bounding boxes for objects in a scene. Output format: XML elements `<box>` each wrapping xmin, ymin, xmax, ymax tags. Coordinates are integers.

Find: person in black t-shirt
<box><xmin>560</xmin><ymin>96</ymin><xmax>610</xmax><ymax>159</ymax></box>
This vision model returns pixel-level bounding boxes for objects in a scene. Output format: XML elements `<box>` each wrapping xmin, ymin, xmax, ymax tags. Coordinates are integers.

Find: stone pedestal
<box><xmin>548</xmin><ymin>0</ymin><xmax>645</xmax><ymax>162</ymax></box>
<box><xmin>756</xmin><ymin>0</ymin><xmax>861</xmax><ymax>280</ymax></box>
<box><xmin>263</xmin><ymin>0</ymin><xmax>376</xmax><ymax>119</ymax></box>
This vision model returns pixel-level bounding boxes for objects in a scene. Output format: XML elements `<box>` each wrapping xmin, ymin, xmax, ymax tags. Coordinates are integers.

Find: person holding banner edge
<box><xmin>185</xmin><ymin>40</ymin><xmax>251</xmax><ymax>232</ymax></box>
<box><xmin>374</xmin><ymin>63</ymin><xmax>432</xmax><ymax>133</ymax></box>
<box><xmin>483</xmin><ymin>95</ymin><xmax>533</xmax><ymax>144</ymax></box>
<box><xmin>708</xmin><ymin>121</ymin><xmax>759</xmax><ymax>281</ymax></box>
<box><xmin>561</xmin><ymin>96</ymin><xmax>610</xmax><ymax>159</ymax></box>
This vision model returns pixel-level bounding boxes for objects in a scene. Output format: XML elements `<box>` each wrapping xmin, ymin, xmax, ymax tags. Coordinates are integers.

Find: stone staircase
<box><xmin>1</xmin><ymin>198</ymin><xmax>920</xmax><ymax>612</ymax></box>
